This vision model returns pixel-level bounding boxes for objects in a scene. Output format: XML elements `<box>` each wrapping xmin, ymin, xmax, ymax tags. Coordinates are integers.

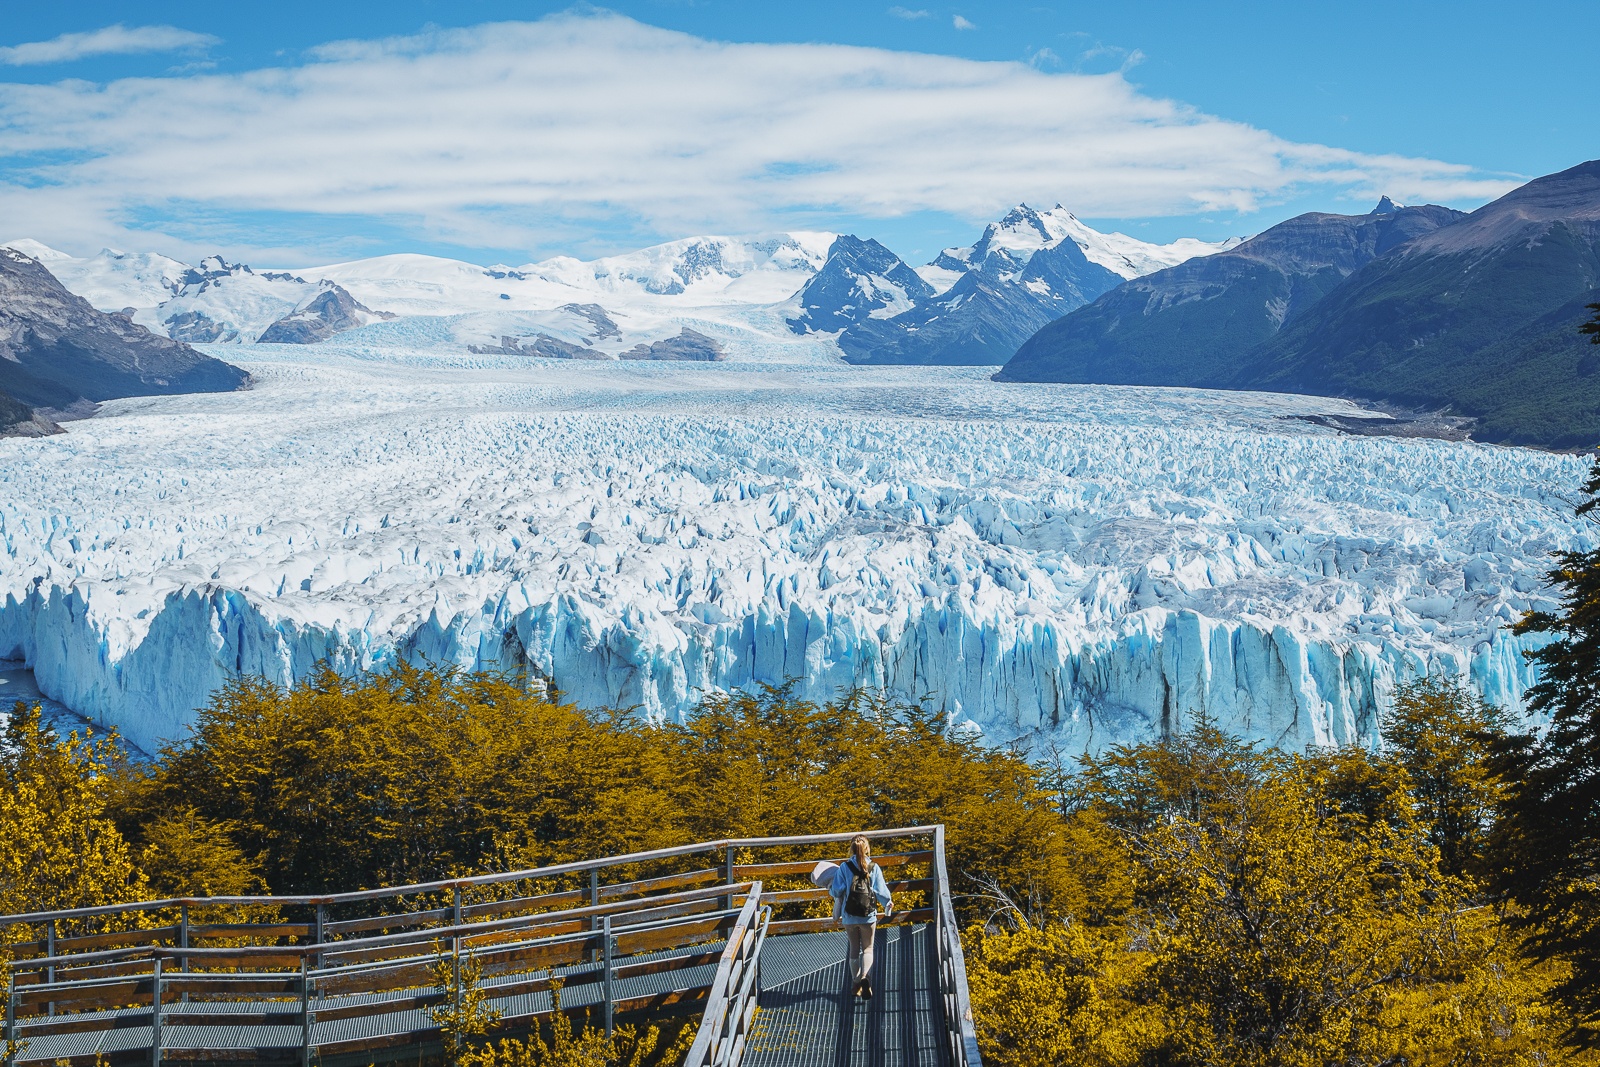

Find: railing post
<box><xmin>4</xmin><ymin>963</ymin><xmax>16</xmax><ymax>1067</ymax></box>
<box><xmin>588</xmin><ymin>868</ymin><xmax>601</xmax><ymax>963</ymax></box>
<box><xmin>179</xmin><ymin>903</ymin><xmax>190</xmax><ymax>1005</ymax></box>
<box><xmin>149</xmin><ymin>954</ymin><xmax>164</xmax><ymax>1067</ymax></box>
<box><xmin>313</xmin><ymin>902</ymin><xmax>326</xmax><ymax>973</ymax></box>
<box><xmin>299</xmin><ymin>955</ymin><xmax>315</xmax><ymax>1067</ymax></box>
<box><xmin>45</xmin><ymin>918</ymin><xmax>55</xmax><ymax>1017</ymax></box>
<box><xmin>452</xmin><ymin>884</ymin><xmax>463</xmax><ymax>927</ymax></box>
<box><xmin>723</xmin><ymin>845</ymin><xmax>736</xmax><ymax>913</ymax></box>
<box><xmin>453</xmin><ymin>937</ymin><xmax>463</xmax><ymax>1021</ymax></box>
<box><xmin>602</xmin><ymin>915</ymin><xmax>614</xmax><ymax>1038</ymax></box>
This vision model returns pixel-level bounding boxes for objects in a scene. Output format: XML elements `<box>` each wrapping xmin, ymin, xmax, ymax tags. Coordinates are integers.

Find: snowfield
<box><xmin>0</xmin><ymin>340</ymin><xmax>1590</xmax><ymax>754</ymax></box>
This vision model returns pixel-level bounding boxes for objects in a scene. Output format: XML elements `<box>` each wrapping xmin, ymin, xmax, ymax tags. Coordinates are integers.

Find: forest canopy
<box><xmin>2</xmin><ymin>665</ymin><xmax>1597</xmax><ymax>1066</ymax></box>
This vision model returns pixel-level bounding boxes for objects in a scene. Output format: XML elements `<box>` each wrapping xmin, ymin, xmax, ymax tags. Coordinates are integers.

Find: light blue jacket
<box><xmin>830</xmin><ymin>857</ymin><xmax>892</xmax><ymax>925</ymax></box>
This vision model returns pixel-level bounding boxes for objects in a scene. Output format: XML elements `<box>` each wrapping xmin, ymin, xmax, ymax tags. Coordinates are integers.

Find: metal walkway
<box><xmin>2</xmin><ymin>826</ymin><xmax>980</xmax><ymax>1067</ymax></box>
<box><xmin>744</xmin><ymin>926</ymin><xmax>947</xmax><ymax>1067</ymax></box>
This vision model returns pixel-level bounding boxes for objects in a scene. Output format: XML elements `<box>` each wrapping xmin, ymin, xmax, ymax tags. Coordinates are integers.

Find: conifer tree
<box><xmin>1497</xmin><ymin>449</ymin><xmax>1600</xmax><ymax>1046</ymax></box>
<box><xmin>1579</xmin><ymin>301</ymin><xmax>1600</xmax><ymax>345</ymax></box>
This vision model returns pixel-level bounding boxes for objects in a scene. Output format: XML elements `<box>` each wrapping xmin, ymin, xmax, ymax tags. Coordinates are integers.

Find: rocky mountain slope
<box><xmin>0</xmin><ymin>247</ymin><xmax>251</xmax><ymax>434</ymax></box>
<box><xmin>10</xmin><ymin>210</ymin><xmax>1235</xmax><ymax>367</ymax></box>
<box><xmin>997</xmin><ymin>160</ymin><xmax>1600</xmax><ymax>450</ymax></box>
<box><xmin>789</xmin><ymin>205</ymin><xmax>1236</xmax><ymax>365</ymax></box>
<box><xmin>256</xmin><ymin>281</ymin><xmax>395</xmax><ymax>344</ymax></box>
<box><xmin>1242</xmin><ymin>160</ymin><xmax>1600</xmax><ymax>449</ymax></box>
<box><xmin>996</xmin><ymin>199</ymin><xmax>1465</xmax><ymax>387</ymax></box>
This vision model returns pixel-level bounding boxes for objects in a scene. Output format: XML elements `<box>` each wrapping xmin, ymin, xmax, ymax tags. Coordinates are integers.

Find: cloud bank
<box><xmin>0</xmin><ymin>13</ymin><xmax>1513</xmax><ymax>258</ymax></box>
<box><xmin>0</xmin><ymin>24</ymin><xmax>219</xmax><ymax>66</ymax></box>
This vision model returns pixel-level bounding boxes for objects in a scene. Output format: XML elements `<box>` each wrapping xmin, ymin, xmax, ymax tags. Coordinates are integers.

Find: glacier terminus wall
<box><xmin>0</xmin><ymin>344</ymin><xmax>1589</xmax><ymax>755</ymax></box>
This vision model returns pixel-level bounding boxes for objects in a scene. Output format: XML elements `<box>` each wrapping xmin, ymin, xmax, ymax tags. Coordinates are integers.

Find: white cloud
<box><xmin>887</xmin><ymin>7</ymin><xmax>932</xmax><ymax>19</ymax></box>
<box><xmin>0</xmin><ymin>14</ymin><xmax>1513</xmax><ymax>257</ymax></box>
<box><xmin>0</xmin><ymin>24</ymin><xmax>219</xmax><ymax>66</ymax></box>
<box><xmin>952</xmin><ymin>15</ymin><xmax>978</xmax><ymax>30</ymax></box>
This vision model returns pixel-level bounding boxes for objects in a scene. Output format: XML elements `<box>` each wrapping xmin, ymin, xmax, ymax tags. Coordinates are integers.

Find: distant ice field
<box><xmin>0</xmin><ymin>342</ymin><xmax>1590</xmax><ymax>754</ymax></box>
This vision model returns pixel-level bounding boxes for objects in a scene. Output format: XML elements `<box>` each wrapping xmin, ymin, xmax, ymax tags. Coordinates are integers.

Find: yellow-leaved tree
<box><xmin>0</xmin><ymin>703</ymin><xmax>146</xmax><ymax>937</ymax></box>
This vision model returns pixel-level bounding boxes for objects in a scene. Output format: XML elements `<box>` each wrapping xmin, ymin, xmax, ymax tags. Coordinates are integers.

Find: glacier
<box><xmin>0</xmin><ymin>336</ymin><xmax>1591</xmax><ymax>755</ymax></box>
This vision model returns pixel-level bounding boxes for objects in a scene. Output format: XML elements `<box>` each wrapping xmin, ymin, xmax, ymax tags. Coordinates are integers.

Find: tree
<box><xmin>0</xmin><ymin>704</ymin><xmax>146</xmax><ymax>937</ymax></box>
<box><xmin>1498</xmin><ymin>451</ymin><xmax>1600</xmax><ymax>1046</ymax></box>
<box><xmin>135</xmin><ymin>807</ymin><xmax>267</xmax><ymax>898</ymax></box>
<box><xmin>1381</xmin><ymin>677</ymin><xmax>1511</xmax><ymax>879</ymax></box>
<box><xmin>1579</xmin><ymin>302</ymin><xmax>1600</xmax><ymax>346</ymax></box>
<box><xmin>1140</xmin><ymin>764</ymin><xmax>1442</xmax><ymax>1066</ymax></box>
<box><xmin>965</xmin><ymin>921</ymin><xmax>1162</xmax><ymax>1067</ymax></box>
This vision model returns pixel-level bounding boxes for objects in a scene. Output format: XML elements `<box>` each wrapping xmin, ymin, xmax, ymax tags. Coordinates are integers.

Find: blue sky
<box><xmin>1</xmin><ymin>1</ymin><xmax>1594</xmax><ymax>266</ymax></box>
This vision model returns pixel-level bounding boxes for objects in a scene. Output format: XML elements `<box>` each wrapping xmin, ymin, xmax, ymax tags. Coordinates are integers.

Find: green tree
<box><xmin>1498</xmin><ymin>453</ymin><xmax>1600</xmax><ymax>1046</ymax></box>
<box><xmin>1579</xmin><ymin>302</ymin><xmax>1600</xmax><ymax>345</ymax></box>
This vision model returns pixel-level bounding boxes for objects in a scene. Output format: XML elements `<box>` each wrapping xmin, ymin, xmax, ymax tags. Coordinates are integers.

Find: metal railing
<box><xmin>3</xmin><ymin>882</ymin><xmax>764</xmax><ymax>1066</ymax></box>
<box><xmin>682</xmin><ymin>893</ymin><xmax>770</xmax><ymax>1067</ymax></box>
<box><xmin>933</xmin><ymin>825</ymin><xmax>982</xmax><ymax>1067</ymax></box>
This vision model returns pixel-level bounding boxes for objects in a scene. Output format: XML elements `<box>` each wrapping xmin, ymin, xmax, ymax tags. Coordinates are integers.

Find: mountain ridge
<box><xmin>995</xmin><ymin>201</ymin><xmax>1466</xmax><ymax>388</ymax></box>
<box><xmin>1239</xmin><ymin>160</ymin><xmax>1600</xmax><ymax>448</ymax></box>
<box><xmin>0</xmin><ymin>247</ymin><xmax>252</xmax><ymax>435</ymax></box>
<box><xmin>7</xmin><ymin>210</ymin><xmax>1238</xmax><ymax>366</ymax></box>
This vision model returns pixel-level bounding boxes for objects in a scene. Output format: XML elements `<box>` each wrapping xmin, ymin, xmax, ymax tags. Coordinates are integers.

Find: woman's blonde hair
<box><xmin>851</xmin><ymin>834</ymin><xmax>871</xmax><ymax>871</ymax></box>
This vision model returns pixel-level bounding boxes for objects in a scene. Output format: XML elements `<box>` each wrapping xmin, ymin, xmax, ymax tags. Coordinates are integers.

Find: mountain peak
<box><xmin>2</xmin><ymin>238</ymin><xmax>73</xmax><ymax>263</ymax></box>
<box><xmin>1369</xmin><ymin>196</ymin><xmax>1405</xmax><ymax>215</ymax></box>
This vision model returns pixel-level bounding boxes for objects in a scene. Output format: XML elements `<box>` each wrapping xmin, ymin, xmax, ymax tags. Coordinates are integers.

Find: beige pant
<box><xmin>846</xmin><ymin>922</ymin><xmax>875</xmax><ymax>983</ymax></box>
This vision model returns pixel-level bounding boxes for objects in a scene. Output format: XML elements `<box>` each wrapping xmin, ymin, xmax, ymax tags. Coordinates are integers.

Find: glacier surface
<box><xmin>0</xmin><ymin>339</ymin><xmax>1590</xmax><ymax>754</ymax></box>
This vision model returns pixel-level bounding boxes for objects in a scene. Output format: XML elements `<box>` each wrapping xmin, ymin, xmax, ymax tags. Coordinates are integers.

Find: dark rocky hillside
<box><xmin>996</xmin><ymin>201</ymin><xmax>1464</xmax><ymax>388</ymax></box>
<box><xmin>0</xmin><ymin>247</ymin><xmax>251</xmax><ymax>433</ymax></box>
<box><xmin>1241</xmin><ymin>160</ymin><xmax>1600</xmax><ymax>449</ymax></box>
<box><xmin>996</xmin><ymin>160</ymin><xmax>1600</xmax><ymax>451</ymax></box>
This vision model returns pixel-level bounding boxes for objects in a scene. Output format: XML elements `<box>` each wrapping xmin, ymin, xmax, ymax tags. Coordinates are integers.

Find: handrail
<box><xmin>6</xmin><ymin>882</ymin><xmax>754</xmax><ymax>974</ymax></box>
<box><xmin>934</xmin><ymin>825</ymin><xmax>982</xmax><ymax>1067</ymax></box>
<box><xmin>0</xmin><ymin>826</ymin><xmax>938</xmax><ymax>926</ymax></box>
<box><xmin>14</xmin><ymin>908</ymin><xmax>748</xmax><ymax>998</ymax></box>
<box><xmin>681</xmin><ymin>895</ymin><xmax>768</xmax><ymax>1067</ymax></box>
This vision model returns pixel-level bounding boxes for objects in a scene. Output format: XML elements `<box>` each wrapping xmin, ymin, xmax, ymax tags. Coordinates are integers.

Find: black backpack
<box><xmin>843</xmin><ymin>859</ymin><xmax>876</xmax><ymax>918</ymax></box>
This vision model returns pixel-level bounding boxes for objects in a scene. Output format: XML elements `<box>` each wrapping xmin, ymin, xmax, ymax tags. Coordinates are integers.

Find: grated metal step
<box><xmin>742</xmin><ymin>925</ymin><xmax>949</xmax><ymax>1067</ymax></box>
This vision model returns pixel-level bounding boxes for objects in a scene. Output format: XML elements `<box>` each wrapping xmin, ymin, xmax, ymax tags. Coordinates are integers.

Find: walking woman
<box><xmin>830</xmin><ymin>834</ymin><xmax>892</xmax><ymax>997</ymax></box>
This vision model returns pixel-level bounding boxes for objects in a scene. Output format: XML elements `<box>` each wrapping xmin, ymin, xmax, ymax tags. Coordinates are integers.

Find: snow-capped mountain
<box><xmin>26</xmin><ymin>245</ymin><xmax>191</xmax><ymax>314</ymax></box>
<box><xmin>5</xmin><ymin>213</ymin><xmax>1233</xmax><ymax>365</ymax></box>
<box><xmin>256</xmin><ymin>281</ymin><xmax>395</xmax><ymax>344</ymax></box>
<box><xmin>1001</xmin><ymin>199</ymin><xmax>1468</xmax><ymax>393</ymax></box>
<box><xmin>0</xmin><ymin>247</ymin><xmax>249</xmax><ymax>434</ymax></box>
<box><xmin>4</xmin><ymin>233</ymin><xmax>839</xmax><ymax>359</ymax></box>
<box><xmin>785</xmin><ymin>236</ymin><xmax>936</xmax><ymax>334</ymax></box>
<box><xmin>789</xmin><ymin>204</ymin><xmax>1243</xmax><ymax>365</ymax></box>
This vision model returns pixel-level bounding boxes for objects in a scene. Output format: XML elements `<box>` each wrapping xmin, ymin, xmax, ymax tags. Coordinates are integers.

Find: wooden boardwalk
<box><xmin>2</xmin><ymin>827</ymin><xmax>980</xmax><ymax>1067</ymax></box>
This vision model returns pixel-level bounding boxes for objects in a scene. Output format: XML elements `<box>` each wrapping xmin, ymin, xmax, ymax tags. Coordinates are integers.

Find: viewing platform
<box><xmin>1</xmin><ymin>826</ymin><xmax>980</xmax><ymax>1067</ymax></box>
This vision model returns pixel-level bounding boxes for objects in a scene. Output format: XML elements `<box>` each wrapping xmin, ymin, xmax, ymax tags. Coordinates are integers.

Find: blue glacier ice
<box><xmin>0</xmin><ymin>341</ymin><xmax>1590</xmax><ymax>755</ymax></box>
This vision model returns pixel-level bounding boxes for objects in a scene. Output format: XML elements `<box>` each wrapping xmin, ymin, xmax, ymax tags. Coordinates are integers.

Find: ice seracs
<box><xmin>0</xmin><ymin>345</ymin><xmax>1588</xmax><ymax>755</ymax></box>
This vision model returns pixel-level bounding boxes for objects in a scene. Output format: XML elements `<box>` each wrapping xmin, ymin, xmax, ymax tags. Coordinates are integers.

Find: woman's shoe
<box><xmin>851</xmin><ymin>980</ymin><xmax>864</xmax><ymax>997</ymax></box>
<box><xmin>863</xmin><ymin>980</ymin><xmax>874</xmax><ymax>998</ymax></box>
